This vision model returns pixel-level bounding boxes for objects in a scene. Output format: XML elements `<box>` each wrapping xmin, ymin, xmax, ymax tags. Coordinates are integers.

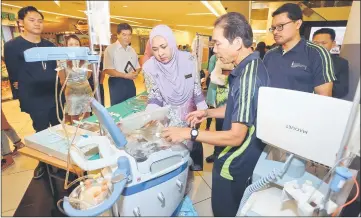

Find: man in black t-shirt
<box><xmin>4</xmin><ymin>6</ymin><xmax>63</xmax><ymax>179</ymax></box>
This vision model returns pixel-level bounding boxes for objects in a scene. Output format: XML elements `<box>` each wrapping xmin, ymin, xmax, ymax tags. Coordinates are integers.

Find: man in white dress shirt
<box><xmin>103</xmin><ymin>23</ymin><xmax>141</xmax><ymax>105</ymax></box>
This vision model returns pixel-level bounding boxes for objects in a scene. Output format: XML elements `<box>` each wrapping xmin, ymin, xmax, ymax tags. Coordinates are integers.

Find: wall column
<box><xmin>340</xmin><ymin>1</ymin><xmax>360</xmax><ymax>101</ymax></box>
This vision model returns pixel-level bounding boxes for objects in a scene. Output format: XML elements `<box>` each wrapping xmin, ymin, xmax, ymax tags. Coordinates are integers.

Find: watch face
<box><xmin>191</xmin><ymin>129</ymin><xmax>198</xmax><ymax>136</ymax></box>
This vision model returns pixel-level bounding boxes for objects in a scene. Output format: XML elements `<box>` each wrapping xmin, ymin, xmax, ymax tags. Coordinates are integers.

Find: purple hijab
<box><xmin>143</xmin><ymin>25</ymin><xmax>195</xmax><ymax>106</ymax></box>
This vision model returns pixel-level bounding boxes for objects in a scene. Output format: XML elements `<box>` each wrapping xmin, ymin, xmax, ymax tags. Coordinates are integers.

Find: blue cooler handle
<box><xmin>63</xmin><ymin>157</ymin><xmax>131</xmax><ymax>216</ymax></box>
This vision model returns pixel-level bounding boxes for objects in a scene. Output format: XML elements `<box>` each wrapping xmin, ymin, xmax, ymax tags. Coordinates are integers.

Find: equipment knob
<box><xmin>157</xmin><ymin>192</ymin><xmax>165</xmax><ymax>207</ymax></box>
<box><xmin>176</xmin><ymin>180</ymin><xmax>183</xmax><ymax>192</ymax></box>
<box><xmin>133</xmin><ymin>207</ymin><xmax>141</xmax><ymax>217</ymax></box>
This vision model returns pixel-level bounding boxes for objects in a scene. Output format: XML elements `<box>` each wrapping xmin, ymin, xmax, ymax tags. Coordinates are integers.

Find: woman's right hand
<box><xmin>186</xmin><ymin>110</ymin><xmax>207</xmax><ymax>128</ymax></box>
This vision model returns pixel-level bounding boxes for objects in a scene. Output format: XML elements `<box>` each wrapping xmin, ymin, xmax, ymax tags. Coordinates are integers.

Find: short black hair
<box><xmin>117</xmin><ymin>23</ymin><xmax>132</xmax><ymax>34</ymax></box>
<box><xmin>272</xmin><ymin>3</ymin><xmax>303</xmax><ymax>21</ymax></box>
<box><xmin>18</xmin><ymin>6</ymin><xmax>44</xmax><ymax>20</ymax></box>
<box><xmin>214</xmin><ymin>12</ymin><xmax>253</xmax><ymax>48</ymax></box>
<box><xmin>256</xmin><ymin>41</ymin><xmax>266</xmax><ymax>49</ymax></box>
<box><xmin>313</xmin><ymin>28</ymin><xmax>336</xmax><ymax>41</ymax></box>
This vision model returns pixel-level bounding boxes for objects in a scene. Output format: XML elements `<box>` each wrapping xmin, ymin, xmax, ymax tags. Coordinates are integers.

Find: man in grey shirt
<box><xmin>103</xmin><ymin>23</ymin><xmax>141</xmax><ymax>105</ymax></box>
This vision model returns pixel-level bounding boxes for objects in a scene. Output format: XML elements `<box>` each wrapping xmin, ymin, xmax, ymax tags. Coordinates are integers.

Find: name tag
<box><xmin>185</xmin><ymin>74</ymin><xmax>192</xmax><ymax>79</ymax></box>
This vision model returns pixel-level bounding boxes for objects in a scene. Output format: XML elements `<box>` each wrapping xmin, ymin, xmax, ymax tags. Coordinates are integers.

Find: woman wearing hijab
<box><xmin>143</xmin><ymin>25</ymin><xmax>207</xmax><ymax>171</ymax></box>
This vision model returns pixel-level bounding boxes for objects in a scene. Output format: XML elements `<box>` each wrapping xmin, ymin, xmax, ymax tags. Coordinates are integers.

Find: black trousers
<box><xmin>211</xmin><ymin>169</ymin><xmax>250</xmax><ymax>217</ymax></box>
<box><xmin>99</xmin><ymin>84</ymin><xmax>105</xmax><ymax>106</ymax></box>
<box><xmin>28</xmin><ymin>107</ymin><xmax>62</xmax><ymax>133</ymax></box>
<box><xmin>207</xmin><ymin>118</ymin><xmax>224</xmax><ymax>157</ymax></box>
<box><xmin>190</xmin><ymin>141</ymin><xmax>203</xmax><ymax>168</ymax></box>
<box><xmin>28</xmin><ymin>106</ymin><xmax>63</xmax><ymax>170</ymax></box>
<box><xmin>205</xmin><ymin>106</ymin><xmax>215</xmax><ymax>129</ymax></box>
<box><xmin>108</xmin><ymin>77</ymin><xmax>136</xmax><ymax>106</ymax></box>
<box><xmin>215</xmin><ymin>118</ymin><xmax>224</xmax><ymax>131</ymax></box>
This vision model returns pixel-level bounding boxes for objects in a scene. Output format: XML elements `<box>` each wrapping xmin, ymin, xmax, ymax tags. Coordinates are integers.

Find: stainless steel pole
<box><xmin>86</xmin><ymin>1</ymin><xmax>101</xmax><ymax>103</ymax></box>
<box><xmin>336</xmin><ymin>79</ymin><xmax>360</xmax><ymax>162</ymax></box>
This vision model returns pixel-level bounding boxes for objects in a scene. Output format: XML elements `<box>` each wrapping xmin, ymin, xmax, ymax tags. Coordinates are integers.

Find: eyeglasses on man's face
<box><xmin>269</xmin><ymin>21</ymin><xmax>295</xmax><ymax>32</ymax></box>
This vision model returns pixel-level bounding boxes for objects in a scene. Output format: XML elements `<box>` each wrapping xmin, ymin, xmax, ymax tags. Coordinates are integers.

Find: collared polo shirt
<box><xmin>103</xmin><ymin>40</ymin><xmax>140</xmax><ymax>77</ymax></box>
<box><xmin>213</xmin><ymin>52</ymin><xmax>269</xmax><ymax>181</ymax></box>
<box><xmin>263</xmin><ymin>38</ymin><xmax>336</xmax><ymax>93</ymax></box>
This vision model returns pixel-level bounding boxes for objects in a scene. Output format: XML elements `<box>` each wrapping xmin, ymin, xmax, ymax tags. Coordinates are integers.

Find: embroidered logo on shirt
<box><xmin>291</xmin><ymin>61</ymin><xmax>307</xmax><ymax>70</ymax></box>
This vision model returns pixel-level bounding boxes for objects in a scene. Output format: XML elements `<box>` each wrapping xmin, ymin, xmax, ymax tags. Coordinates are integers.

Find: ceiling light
<box><xmin>201</xmin><ymin>1</ymin><xmax>220</xmax><ymax>17</ymax></box>
<box><xmin>111</xmin><ymin>15</ymin><xmax>162</xmax><ymax>22</ymax></box>
<box><xmin>2</xmin><ymin>3</ymin><xmax>86</xmax><ymax>20</ymax></box>
<box><xmin>186</xmin><ymin>13</ymin><xmax>213</xmax><ymax>16</ymax></box>
<box><xmin>1</xmin><ymin>3</ymin><xmax>21</xmax><ymax>8</ymax></box>
<box><xmin>176</xmin><ymin>25</ymin><xmax>213</xmax><ymax>29</ymax></box>
<box><xmin>173</xmin><ymin>29</ymin><xmax>188</xmax><ymax>33</ymax></box>
<box><xmin>131</xmin><ymin>24</ymin><xmax>153</xmax><ymax>29</ymax></box>
<box><xmin>123</xmin><ymin>5</ymin><xmax>128</xmax><ymax>8</ymax></box>
<box><xmin>253</xmin><ymin>30</ymin><xmax>267</xmax><ymax>34</ymax></box>
<box><xmin>111</xmin><ymin>17</ymin><xmax>141</xmax><ymax>24</ymax></box>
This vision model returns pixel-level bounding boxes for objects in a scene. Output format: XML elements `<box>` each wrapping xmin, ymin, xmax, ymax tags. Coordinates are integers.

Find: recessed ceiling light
<box><xmin>253</xmin><ymin>30</ymin><xmax>267</xmax><ymax>34</ymax></box>
<box><xmin>111</xmin><ymin>15</ymin><xmax>161</xmax><ymax>22</ymax></box>
<box><xmin>2</xmin><ymin>3</ymin><xmax>86</xmax><ymax>19</ymax></box>
<box><xmin>173</xmin><ymin>29</ymin><xmax>188</xmax><ymax>33</ymax></box>
<box><xmin>186</xmin><ymin>13</ymin><xmax>213</xmax><ymax>16</ymax></box>
<box><xmin>111</xmin><ymin>17</ymin><xmax>141</xmax><ymax>24</ymax></box>
<box><xmin>201</xmin><ymin>1</ymin><xmax>220</xmax><ymax>17</ymax></box>
<box><xmin>176</xmin><ymin>24</ymin><xmax>213</xmax><ymax>29</ymax></box>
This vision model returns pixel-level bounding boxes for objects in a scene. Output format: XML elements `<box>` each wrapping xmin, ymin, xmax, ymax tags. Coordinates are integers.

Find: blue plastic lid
<box><xmin>335</xmin><ymin>167</ymin><xmax>353</xmax><ymax>179</ymax></box>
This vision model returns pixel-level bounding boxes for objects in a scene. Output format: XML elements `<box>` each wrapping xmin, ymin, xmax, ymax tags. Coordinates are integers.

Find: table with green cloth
<box><xmin>85</xmin><ymin>92</ymin><xmax>148</xmax><ymax>123</ymax></box>
<box><xmin>84</xmin><ymin>92</ymin><xmax>199</xmax><ymax>217</ymax></box>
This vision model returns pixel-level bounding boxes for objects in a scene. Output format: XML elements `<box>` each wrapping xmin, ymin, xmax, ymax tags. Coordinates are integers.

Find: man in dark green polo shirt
<box><xmin>161</xmin><ymin>12</ymin><xmax>269</xmax><ymax>216</ymax></box>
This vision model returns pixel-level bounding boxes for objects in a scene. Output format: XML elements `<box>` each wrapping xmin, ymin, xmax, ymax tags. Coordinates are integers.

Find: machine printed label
<box><xmin>286</xmin><ymin>125</ymin><xmax>308</xmax><ymax>134</ymax></box>
<box><xmin>185</xmin><ymin>74</ymin><xmax>192</xmax><ymax>79</ymax></box>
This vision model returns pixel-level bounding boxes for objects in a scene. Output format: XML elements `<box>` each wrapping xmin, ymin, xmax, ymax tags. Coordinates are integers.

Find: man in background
<box><xmin>103</xmin><ymin>23</ymin><xmax>140</xmax><ymax>106</ymax></box>
<box><xmin>313</xmin><ymin>28</ymin><xmax>349</xmax><ymax>98</ymax></box>
<box><xmin>263</xmin><ymin>3</ymin><xmax>336</xmax><ymax>96</ymax></box>
<box><xmin>4</xmin><ymin>6</ymin><xmax>63</xmax><ymax>179</ymax></box>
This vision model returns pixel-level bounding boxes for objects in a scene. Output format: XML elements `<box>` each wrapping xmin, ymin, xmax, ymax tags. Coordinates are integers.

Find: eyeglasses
<box><xmin>269</xmin><ymin>21</ymin><xmax>294</xmax><ymax>32</ymax></box>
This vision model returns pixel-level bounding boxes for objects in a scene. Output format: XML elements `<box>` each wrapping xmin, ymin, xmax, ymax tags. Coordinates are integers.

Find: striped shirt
<box><xmin>213</xmin><ymin>52</ymin><xmax>270</xmax><ymax>181</ymax></box>
<box><xmin>263</xmin><ymin>38</ymin><xmax>336</xmax><ymax>93</ymax></box>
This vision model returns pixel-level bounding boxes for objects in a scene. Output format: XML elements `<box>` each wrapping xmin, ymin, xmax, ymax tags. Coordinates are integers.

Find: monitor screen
<box><xmin>309</xmin><ymin>26</ymin><xmax>347</xmax><ymax>54</ymax></box>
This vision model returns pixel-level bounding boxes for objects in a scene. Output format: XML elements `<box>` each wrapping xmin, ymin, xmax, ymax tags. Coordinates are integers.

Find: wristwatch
<box><xmin>190</xmin><ymin>127</ymin><xmax>199</xmax><ymax>141</ymax></box>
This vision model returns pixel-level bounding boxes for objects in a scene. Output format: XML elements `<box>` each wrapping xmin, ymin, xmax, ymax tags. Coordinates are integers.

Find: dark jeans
<box><xmin>29</xmin><ymin>107</ymin><xmax>62</xmax><ymax>133</ymax></box>
<box><xmin>108</xmin><ymin>77</ymin><xmax>136</xmax><ymax>106</ymax></box>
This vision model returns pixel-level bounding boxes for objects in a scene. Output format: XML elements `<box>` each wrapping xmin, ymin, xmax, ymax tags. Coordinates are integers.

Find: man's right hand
<box><xmin>186</xmin><ymin>110</ymin><xmax>207</xmax><ymax>128</ymax></box>
<box><xmin>13</xmin><ymin>82</ymin><xmax>18</xmax><ymax>89</ymax></box>
<box><xmin>125</xmin><ymin>72</ymin><xmax>138</xmax><ymax>80</ymax></box>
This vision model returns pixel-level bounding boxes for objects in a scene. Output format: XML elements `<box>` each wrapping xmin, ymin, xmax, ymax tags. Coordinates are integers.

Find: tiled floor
<box><xmin>1</xmin><ymin>74</ymin><xmax>215</xmax><ymax>216</ymax></box>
